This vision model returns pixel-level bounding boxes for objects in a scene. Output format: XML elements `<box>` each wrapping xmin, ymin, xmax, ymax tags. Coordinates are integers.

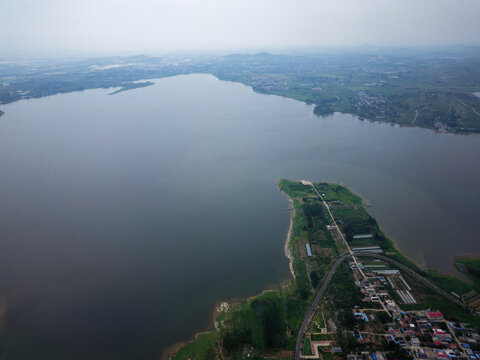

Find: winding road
<box><xmin>355</xmin><ymin>252</ymin><xmax>468</xmax><ymax>310</ymax></box>
<box><xmin>294</xmin><ymin>181</ymin><xmax>470</xmax><ymax>359</ymax></box>
<box><xmin>294</xmin><ymin>251</ymin><xmax>470</xmax><ymax>360</ymax></box>
<box><xmin>294</xmin><ymin>253</ymin><xmax>352</xmax><ymax>360</ymax></box>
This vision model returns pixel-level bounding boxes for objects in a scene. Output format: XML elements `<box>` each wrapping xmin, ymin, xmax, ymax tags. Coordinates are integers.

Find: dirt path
<box><xmin>412</xmin><ymin>110</ymin><xmax>419</xmax><ymax>124</ymax></box>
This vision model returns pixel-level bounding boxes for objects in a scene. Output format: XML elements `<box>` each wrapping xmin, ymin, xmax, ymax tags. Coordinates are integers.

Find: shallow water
<box><xmin>0</xmin><ymin>74</ymin><xmax>479</xmax><ymax>358</ymax></box>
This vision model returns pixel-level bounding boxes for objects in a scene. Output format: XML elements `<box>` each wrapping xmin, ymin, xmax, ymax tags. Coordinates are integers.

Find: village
<box><xmin>294</xmin><ymin>180</ymin><xmax>480</xmax><ymax>360</ymax></box>
<box><xmin>300</xmin><ymin>240</ymin><xmax>480</xmax><ymax>360</ymax></box>
<box><xmin>172</xmin><ymin>179</ymin><xmax>480</xmax><ymax>360</ymax></box>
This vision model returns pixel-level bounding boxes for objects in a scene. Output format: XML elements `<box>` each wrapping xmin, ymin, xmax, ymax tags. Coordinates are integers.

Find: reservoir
<box><xmin>0</xmin><ymin>74</ymin><xmax>479</xmax><ymax>359</ymax></box>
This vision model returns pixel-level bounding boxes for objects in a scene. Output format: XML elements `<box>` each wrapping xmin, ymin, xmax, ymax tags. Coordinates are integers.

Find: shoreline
<box><xmin>276</xmin><ymin>179</ymin><xmax>296</xmax><ymax>279</ymax></box>
<box><xmin>164</xmin><ymin>286</ymin><xmax>290</xmax><ymax>360</ymax></box>
<box><xmin>450</xmin><ymin>256</ymin><xmax>474</xmax><ymax>285</ymax></box>
<box><xmin>338</xmin><ymin>181</ymin><xmax>480</xmax><ymax>284</ymax></box>
<box><xmin>162</xmin><ymin>309</ymin><xmax>217</xmax><ymax>360</ymax></box>
<box><xmin>332</xmin><ymin>181</ymin><xmax>427</xmax><ymax>270</ymax></box>
<box><xmin>166</xmin><ymin>180</ymin><xmax>296</xmax><ymax>359</ymax></box>
<box><xmin>451</xmin><ymin>254</ymin><xmax>480</xmax><ymax>285</ymax></box>
<box><xmin>334</xmin><ymin>181</ymin><xmax>480</xmax><ymax>279</ymax></box>
<box><xmin>167</xmin><ymin>178</ymin><xmax>479</xmax><ymax>359</ymax></box>
<box><xmin>376</xmin><ymin>221</ymin><xmax>427</xmax><ymax>270</ymax></box>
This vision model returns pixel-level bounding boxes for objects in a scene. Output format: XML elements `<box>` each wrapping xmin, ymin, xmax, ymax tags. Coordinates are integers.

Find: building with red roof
<box><xmin>427</xmin><ymin>311</ymin><xmax>444</xmax><ymax>321</ymax></box>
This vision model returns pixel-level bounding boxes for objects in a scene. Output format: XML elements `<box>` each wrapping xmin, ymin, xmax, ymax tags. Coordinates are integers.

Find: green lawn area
<box><xmin>303</xmin><ymin>337</ymin><xmax>312</xmax><ymax>355</ymax></box>
<box><xmin>173</xmin><ymin>331</ymin><xmax>218</xmax><ymax>360</ymax></box>
<box><xmin>349</xmin><ymin>238</ymin><xmax>378</xmax><ymax>248</ymax></box>
<box><xmin>311</xmin><ymin>334</ymin><xmax>331</xmax><ymax>341</ymax></box>
<box><xmin>313</xmin><ymin>183</ymin><xmax>364</xmax><ymax>206</ymax></box>
<box><xmin>314</xmin><ymin>309</ymin><xmax>325</xmax><ymax>328</ymax></box>
<box><xmin>358</xmin><ymin>259</ymin><xmax>387</xmax><ymax>266</ymax></box>
<box><xmin>428</xmin><ymin>269</ymin><xmax>474</xmax><ymax>294</ymax></box>
<box><xmin>454</xmin><ymin>256</ymin><xmax>480</xmax><ymax>288</ymax></box>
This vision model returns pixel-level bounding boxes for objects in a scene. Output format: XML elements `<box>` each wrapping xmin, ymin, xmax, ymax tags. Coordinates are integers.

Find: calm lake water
<box><xmin>0</xmin><ymin>74</ymin><xmax>479</xmax><ymax>358</ymax></box>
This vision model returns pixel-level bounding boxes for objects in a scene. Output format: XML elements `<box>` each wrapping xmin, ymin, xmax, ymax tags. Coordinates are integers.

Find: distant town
<box><xmin>1</xmin><ymin>47</ymin><xmax>480</xmax><ymax>133</ymax></box>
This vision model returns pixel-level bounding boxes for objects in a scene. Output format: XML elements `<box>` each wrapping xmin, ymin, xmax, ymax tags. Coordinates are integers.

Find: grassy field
<box><xmin>314</xmin><ymin>309</ymin><xmax>325</xmax><ymax>329</ymax></box>
<box><xmin>454</xmin><ymin>256</ymin><xmax>480</xmax><ymax>287</ymax></box>
<box><xmin>303</xmin><ymin>337</ymin><xmax>312</xmax><ymax>355</ymax></box>
<box><xmin>172</xmin><ymin>332</ymin><xmax>218</xmax><ymax>360</ymax></box>
<box><xmin>349</xmin><ymin>238</ymin><xmax>378</xmax><ymax>248</ymax></box>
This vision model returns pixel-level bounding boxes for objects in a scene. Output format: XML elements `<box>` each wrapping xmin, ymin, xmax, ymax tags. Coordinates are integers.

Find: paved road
<box><xmin>355</xmin><ymin>252</ymin><xmax>468</xmax><ymax>310</ymax></box>
<box><xmin>294</xmin><ymin>181</ymin><xmax>470</xmax><ymax>359</ymax></box>
<box><xmin>309</xmin><ymin>182</ymin><xmax>389</xmax><ymax>314</ymax></box>
<box><xmin>295</xmin><ymin>253</ymin><xmax>352</xmax><ymax>360</ymax></box>
<box><xmin>295</xmin><ymin>251</ymin><xmax>470</xmax><ymax>360</ymax></box>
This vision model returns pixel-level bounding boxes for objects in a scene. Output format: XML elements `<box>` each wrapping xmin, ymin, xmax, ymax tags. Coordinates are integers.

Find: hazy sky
<box><xmin>2</xmin><ymin>0</ymin><xmax>480</xmax><ymax>56</ymax></box>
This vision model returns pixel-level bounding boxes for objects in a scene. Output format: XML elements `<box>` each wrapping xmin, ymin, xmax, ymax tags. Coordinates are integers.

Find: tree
<box><xmin>310</xmin><ymin>271</ymin><xmax>320</xmax><ymax>288</ymax></box>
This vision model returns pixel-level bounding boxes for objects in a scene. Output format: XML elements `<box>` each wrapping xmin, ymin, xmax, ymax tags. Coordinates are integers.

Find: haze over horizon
<box><xmin>2</xmin><ymin>0</ymin><xmax>480</xmax><ymax>57</ymax></box>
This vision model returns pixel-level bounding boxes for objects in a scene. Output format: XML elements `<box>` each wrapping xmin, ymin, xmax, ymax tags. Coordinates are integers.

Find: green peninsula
<box><xmin>170</xmin><ymin>180</ymin><xmax>480</xmax><ymax>360</ymax></box>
